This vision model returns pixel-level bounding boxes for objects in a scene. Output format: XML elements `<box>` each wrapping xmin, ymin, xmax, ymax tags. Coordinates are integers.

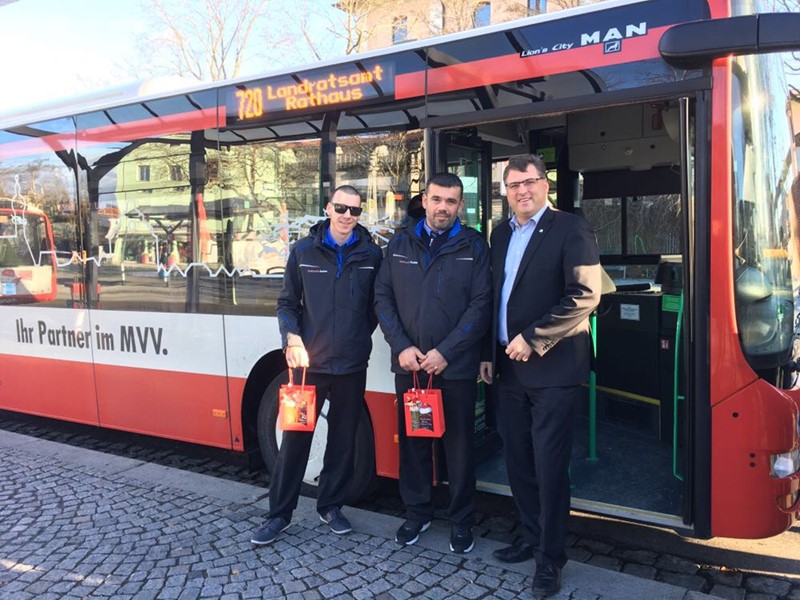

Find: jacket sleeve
<box><xmin>374</xmin><ymin>244</ymin><xmax>415</xmax><ymax>355</ymax></box>
<box><xmin>523</xmin><ymin>217</ymin><xmax>602</xmax><ymax>357</ymax></box>
<box><xmin>276</xmin><ymin>246</ymin><xmax>304</xmax><ymax>348</ymax></box>
<box><xmin>436</xmin><ymin>237</ymin><xmax>493</xmax><ymax>362</ymax></box>
<box><xmin>367</xmin><ymin>247</ymin><xmax>383</xmax><ymax>334</ymax></box>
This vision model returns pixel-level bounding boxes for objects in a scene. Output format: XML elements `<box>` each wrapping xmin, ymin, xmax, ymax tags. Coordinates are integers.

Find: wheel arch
<box><xmin>241</xmin><ymin>349</ymin><xmax>286</xmax><ymax>468</ymax></box>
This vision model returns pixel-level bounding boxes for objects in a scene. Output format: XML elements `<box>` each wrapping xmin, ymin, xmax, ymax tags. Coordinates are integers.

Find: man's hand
<box><xmin>420</xmin><ymin>348</ymin><xmax>448</xmax><ymax>376</ymax></box>
<box><xmin>479</xmin><ymin>361</ymin><xmax>493</xmax><ymax>384</ymax></box>
<box><xmin>285</xmin><ymin>346</ymin><xmax>309</xmax><ymax>368</ymax></box>
<box><xmin>398</xmin><ymin>346</ymin><xmax>426</xmax><ymax>371</ymax></box>
<box><xmin>506</xmin><ymin>333</ymin><xmax>533</xmax><ymax>362</ymax></box>
<box><xmin>285</xmin><ymin>333</ymin><xmax>309</xmax><ymax>368</ymax></box>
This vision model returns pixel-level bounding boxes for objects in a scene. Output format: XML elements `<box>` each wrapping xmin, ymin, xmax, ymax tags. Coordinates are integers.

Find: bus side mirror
<box><xmin>659</xmin><ymin>13</ymin><xmax>800</xmax><ymax>70</ymax></box>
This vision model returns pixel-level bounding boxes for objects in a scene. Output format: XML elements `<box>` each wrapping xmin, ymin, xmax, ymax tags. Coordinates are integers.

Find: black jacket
<box><xmin>489</xmin><ymin>208</ymin><xmax>601</xmax><ymax>387</ymax></box>
<box><xmin>375</xmin><ymin>218</ymin><xmax>492</xmax><ymax>379</ymax></box>
<box><xmin>277</xmin><ymin>220</ymin><xmax>382</xmax><ymax>375</ymax></box>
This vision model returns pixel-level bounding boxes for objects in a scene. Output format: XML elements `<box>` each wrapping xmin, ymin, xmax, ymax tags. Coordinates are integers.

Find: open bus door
<box><xmin>433</xmin><ymin>99</ymin><xmax>695</xmax><ymax>531</ymax></box>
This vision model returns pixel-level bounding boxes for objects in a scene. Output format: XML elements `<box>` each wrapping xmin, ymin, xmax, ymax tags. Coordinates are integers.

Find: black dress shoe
<box><xmin>532</xmin><ymin>563</ymin><xmax>561</xmax><ymax>598</ymax></box>
<box><xmin>492</xmin><ymin>541</ymin><xmax>535</xmax><ymax>563</ymax></box>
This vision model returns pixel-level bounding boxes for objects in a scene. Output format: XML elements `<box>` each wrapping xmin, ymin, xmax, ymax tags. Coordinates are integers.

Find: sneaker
<box><xmin>250</xmin><ymin>517</ymin><xmax>290</xmax><ymax>545</ymax></box>
<box><xmin>395</xmin><ymin>519</ymin><xmax>431</xmax><ymax>546</ymax></box>
<box><xmin>449</xmin><ymin>524</ymin><xmax>474</xmax><ymax>554</ymax></box>
<box><xmin>319</xmin><ymin>507</ymin><xmax>352</xmax><ymax>535</ymax></box>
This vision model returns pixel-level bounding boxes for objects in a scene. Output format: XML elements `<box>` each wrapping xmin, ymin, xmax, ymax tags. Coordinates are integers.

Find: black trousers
<box><xmin>496</xmin><ymin>353</ymin><xmax>578</xmax><ymax>568</ymax></box>
<box><xmin>394</xmin><ymin>373</ymin><xmax>476</xmax><ymax>527</ymax></box>
<box><xmin>268</xmin><ymin>370</ymin><xmax>366</xmax><ymax>520</ymax></box>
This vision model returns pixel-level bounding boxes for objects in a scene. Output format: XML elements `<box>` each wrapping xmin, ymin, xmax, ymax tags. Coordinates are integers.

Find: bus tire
<box><xmin>257</xmin><ymin>373</ymin><xmax>377</xmax><ymax>505</ymax></box>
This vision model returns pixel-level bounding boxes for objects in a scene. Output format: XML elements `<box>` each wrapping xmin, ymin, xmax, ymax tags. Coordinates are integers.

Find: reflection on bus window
<box><xmin>0</xmin><ymin>200</ymin><xmax>57</xmax><ymax>304</ymax></box>
<box><xmin>730</xmin><ymin>51</ymin><xmax>795</xmax><ymax>369</ymax></box>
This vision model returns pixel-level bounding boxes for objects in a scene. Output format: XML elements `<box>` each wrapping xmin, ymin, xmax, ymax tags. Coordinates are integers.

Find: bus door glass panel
<box><xmin>730</xmin><ymin>52</ymin><xmax>795</xmax><ymax>371</ymax></box>
<box><xmin>0</xmin><ymin>118</ymin><xmax>98</xmax><ymax>424</ymax></box>
<box><xmin>76</xmin><ymin>92</ymin><xmax>233</xmax><ymax>448</ymax></box>
<box><xmin>439</xmin><ymin>131</ymin><xmax>489</xmax><ymax>232</ymax></box>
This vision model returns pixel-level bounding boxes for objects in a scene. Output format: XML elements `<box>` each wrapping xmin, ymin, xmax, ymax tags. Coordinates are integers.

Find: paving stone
<box><xmin>655</xmin><ymin>554</ymin><xmax>700</xmax><ymax>575</ymax></box>
<box><xmin>744</xmin><ymin>576</ymin><xmax>792</xmax><ymax>596</ymax></box>
<box><xmin>621</xmin><ymin>563</ymin><xmax>657</xmax><ymax>580</ymax></box>
<box><xmin>708</xmin><ymin>584</ymin><xmax>746</xmax><ymax>600</ymax></box>
<box><xmin>656</xmin><ymin>571</ymin><xmax>708</xmax><ymax>592</ymax></box>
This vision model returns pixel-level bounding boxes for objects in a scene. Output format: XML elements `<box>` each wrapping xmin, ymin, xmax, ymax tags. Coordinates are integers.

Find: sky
<box><xmin>0</xmin><ymin>0</ymin><xmax>338</xmax><ymax>120</ymax></box>
<box><xmin>0</xmin><ymin>0</ymin><xmax>147</xmax><ymax>117</ymax></box>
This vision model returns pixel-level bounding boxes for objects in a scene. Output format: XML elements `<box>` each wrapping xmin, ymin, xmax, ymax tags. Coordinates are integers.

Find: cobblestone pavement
<box><xmin>0</xmin><ymin>430</ymin><xmax>708</xmax><ymax>600</ymax></box>
<box><xmin>1</xmin><ymin>411</ymin><xmax>798</xmax><ymax>600</ymax></box>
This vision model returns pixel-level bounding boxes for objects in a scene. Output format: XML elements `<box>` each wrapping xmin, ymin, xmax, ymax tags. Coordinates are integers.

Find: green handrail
<box><xmin>672</xmin><ymin>290</ymin><xmax>685</xmax><ymax>481</ymax></box>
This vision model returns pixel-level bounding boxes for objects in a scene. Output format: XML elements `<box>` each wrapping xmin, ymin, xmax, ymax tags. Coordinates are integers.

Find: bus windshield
<box><xmin>730</xmin><ymin>48</ymin><xmax>797</xmax><ymax>371</ymax></box>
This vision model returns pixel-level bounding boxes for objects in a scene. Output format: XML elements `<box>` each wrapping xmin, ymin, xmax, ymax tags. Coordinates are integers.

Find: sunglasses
<box><xmin>332</xmin><ymin>203</ymin><xmax>363</xmax><ymax>216</ymax></box>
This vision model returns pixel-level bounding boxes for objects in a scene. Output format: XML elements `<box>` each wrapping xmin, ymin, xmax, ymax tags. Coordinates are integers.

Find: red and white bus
<box><xmin>1</xmin><ymin>0</ymin><xmax>798</xmax><ymax>539</ymax></box>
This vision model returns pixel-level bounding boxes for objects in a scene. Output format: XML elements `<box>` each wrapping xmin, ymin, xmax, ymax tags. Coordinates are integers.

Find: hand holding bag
<box><xmin>278</xmin><ymin>368</ymin><xmax>316</xmax><ymax>432</ymax></box>
<box><xmin>403</xmin><ymin>371</ymin><xmax>445</xmax><ymax>437</ymax></box>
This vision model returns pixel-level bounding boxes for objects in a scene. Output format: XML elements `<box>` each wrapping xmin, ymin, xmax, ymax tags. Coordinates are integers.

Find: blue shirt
<box><xmin>323</xmin><ymin>228</ymin><xmax>357</xmax><ymax>278</ymax></box>
<box><xmin>498</xmin><ymin>205</ymin><xmax>548</xmax><ymax>345</ymax></box>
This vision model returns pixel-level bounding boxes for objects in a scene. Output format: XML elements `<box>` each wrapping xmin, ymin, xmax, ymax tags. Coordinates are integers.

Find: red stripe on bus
<box><xmin>0</xmin><ymin>107</ymin><xmax>219</xmax><ymax>161</ymax></box>
<box><xmin>94</xmin><ymin>362</ymin><xmax>233</xmax><ymax>449</ymax></box>
<box><xmin>0</xmin><ymin>354</ymin><xmax>99</xmax><ymax>424</ymax></box>
<box><xmin>395</xmin><ymin>26</ymin><xmax>668</xmax><ymax>100</ymax></box>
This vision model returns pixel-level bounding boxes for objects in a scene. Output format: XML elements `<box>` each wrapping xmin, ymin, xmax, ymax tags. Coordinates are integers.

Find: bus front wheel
<box><xmin>257</xmin><ymin>373</ymin><xmax>377</xmax><ymax>504</ymax></box>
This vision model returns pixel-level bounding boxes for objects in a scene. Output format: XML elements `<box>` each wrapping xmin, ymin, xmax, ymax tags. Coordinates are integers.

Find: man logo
<box><xmin>604</xmin><ymin>40</ymin><xmax>621</xmax><ymax>54</ymax></box>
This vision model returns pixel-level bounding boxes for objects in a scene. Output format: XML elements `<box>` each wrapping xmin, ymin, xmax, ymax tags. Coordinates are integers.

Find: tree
<box><xmin>285</xmin><ymin>0</ymin><xmax>392</xmax><ymax>61</ymax></box>
<box><xmin>133</xmin><ymin>0</ymin><xmax>278</xmax><ymax>81</ymax></box>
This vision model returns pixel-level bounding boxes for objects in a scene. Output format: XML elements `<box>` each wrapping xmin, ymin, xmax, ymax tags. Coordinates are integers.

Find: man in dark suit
<box><xmin>479</xmin><ymin>155</ymin><xmax>601</xmax><ymax>598</ymax></box>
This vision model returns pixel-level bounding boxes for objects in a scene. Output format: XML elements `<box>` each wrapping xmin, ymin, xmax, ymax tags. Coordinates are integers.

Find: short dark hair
<box><xmin>330</xmin><ymin>185</ymin><xmax>362</xmax><ymax>202</ymax></box>
<box><xmin>425</xmin><ymin>172</ymin><xmax>463</xmax><ymax>196</ymax></box>
<box><xmin>503</xmin><ymin>155</ymin><xmax>546</xmax><ymax>182</ymax></box>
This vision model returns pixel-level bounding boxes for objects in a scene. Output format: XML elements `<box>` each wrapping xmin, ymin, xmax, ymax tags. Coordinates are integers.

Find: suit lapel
<box><xmin>511</xmin><ymin>207</ymin><xmax>553</xmax><ymax>293</ymax></box>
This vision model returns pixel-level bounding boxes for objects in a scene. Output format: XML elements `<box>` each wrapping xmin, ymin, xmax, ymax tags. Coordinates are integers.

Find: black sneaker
<box><xmin>449</xmin><ymin>524</ymin><xmax>474</xmax><ymax>554</ymax></box>
<box><xmin>319</xmin><ymin>507</ymin><xmax>352</xmax><ymax>535</ymax></box>
<box><xmin>395</xmin><ymin>519</ymin><xmax>431</xmax><ymax>546</ymax></box>
<box><xmin>250</xmin><ymin>517</ymin><xmax>290</xmax><ymax>545</ymax></box>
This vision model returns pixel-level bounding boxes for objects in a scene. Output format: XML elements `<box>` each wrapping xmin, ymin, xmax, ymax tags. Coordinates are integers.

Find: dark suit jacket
<box><xmin>490</xmin><ymin>207</ymin><xmax>602</xmax><ymax>388</ymax></box>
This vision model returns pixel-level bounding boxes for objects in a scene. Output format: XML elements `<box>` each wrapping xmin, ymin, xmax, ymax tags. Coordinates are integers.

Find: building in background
<box><xmin>347</xmin><ymin>0</ymin><xmax>599</xmax><ymax>51</ymax></box>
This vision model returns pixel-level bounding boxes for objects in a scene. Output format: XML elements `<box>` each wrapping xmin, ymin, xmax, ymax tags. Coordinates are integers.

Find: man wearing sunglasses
<box><xmin>375</xmin><ymin>172</ymin><xmax>491</xmax><ymax>554</ymax></box>
<box><xmin>251</xmin><ymin>185</ymin><xmax>382</xmax><ymax>546</ymax></box>
<box><xmin>479</xmin><ymin>155</ymin><xmax>601</xmax><ymax>598</ymax></box>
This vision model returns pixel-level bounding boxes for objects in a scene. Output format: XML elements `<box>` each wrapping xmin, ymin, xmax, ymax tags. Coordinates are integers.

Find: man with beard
<box><xmin>375</xmin><ymin>172</ymin><xmax>491</xmax><ymax>554</ymax></box>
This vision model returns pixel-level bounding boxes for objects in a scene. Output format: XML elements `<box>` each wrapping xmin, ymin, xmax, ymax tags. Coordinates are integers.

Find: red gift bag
<box><xmin>403</xmin><ymin>372</ymin><xmax>445</xmax><ymax>438</ymax></box>
<box><xmin>278</xmin><ymin>368</ymin><xmax>316</xmax><ymax>432</ymax></box>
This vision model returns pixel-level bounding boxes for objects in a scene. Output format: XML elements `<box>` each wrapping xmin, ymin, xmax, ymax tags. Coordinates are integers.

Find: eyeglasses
<box><xmin>332</xmin><ymin>203</ymin><xmax>363</xmax><ymax>216</ymax></box>
<box><xmin>506</xmin><ymin>177</ymin><xmax>545</xmax><ymax>192</ymax></box>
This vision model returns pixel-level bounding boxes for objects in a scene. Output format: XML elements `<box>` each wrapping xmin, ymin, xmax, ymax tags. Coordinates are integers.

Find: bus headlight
<box><xmin>770</xmin><ymin>448</ymin><xmax>800</xmax><ymax>478</ymax></box>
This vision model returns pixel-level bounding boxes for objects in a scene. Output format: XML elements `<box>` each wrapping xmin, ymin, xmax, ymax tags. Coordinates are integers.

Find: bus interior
<box><xmin>439</xmin><ymin>99</ymin><xmax>689</xmax><ymax>527</ymax></box>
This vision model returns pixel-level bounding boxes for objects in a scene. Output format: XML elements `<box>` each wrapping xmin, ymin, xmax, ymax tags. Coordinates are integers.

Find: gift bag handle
<box><xmin>288</xmin><ymin>367</ymin><xmax>307</xmax><ymax>388</ymax></box>
<box><xmin>411</xmin><ymin>371</ymin><xmax>434</xmax><ymax>390</ymax></box>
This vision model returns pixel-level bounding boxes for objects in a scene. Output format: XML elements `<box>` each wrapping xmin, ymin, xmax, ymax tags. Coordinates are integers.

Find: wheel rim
<box><xmin>275</xmin><ymin>398</ymin><xmax>329</xmax><ymax>486</ymax></box>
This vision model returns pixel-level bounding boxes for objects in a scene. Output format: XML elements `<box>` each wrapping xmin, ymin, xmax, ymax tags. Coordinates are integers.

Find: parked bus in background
<box><xmin>0</xmin><ymin>198</ymin><xmax>57</xmax><ymax>304</ymax></box>
<box><xmin>0</xmin><ymin>0</ymin><xmax>798</xmax><ymax>540</ymax></box>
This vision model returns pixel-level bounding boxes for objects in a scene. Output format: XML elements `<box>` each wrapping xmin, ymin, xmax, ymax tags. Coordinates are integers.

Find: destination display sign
<box><xmin>227</xmin><ymin>62</ymin><xmax>394</xmax><ymax>124</ymax></box>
